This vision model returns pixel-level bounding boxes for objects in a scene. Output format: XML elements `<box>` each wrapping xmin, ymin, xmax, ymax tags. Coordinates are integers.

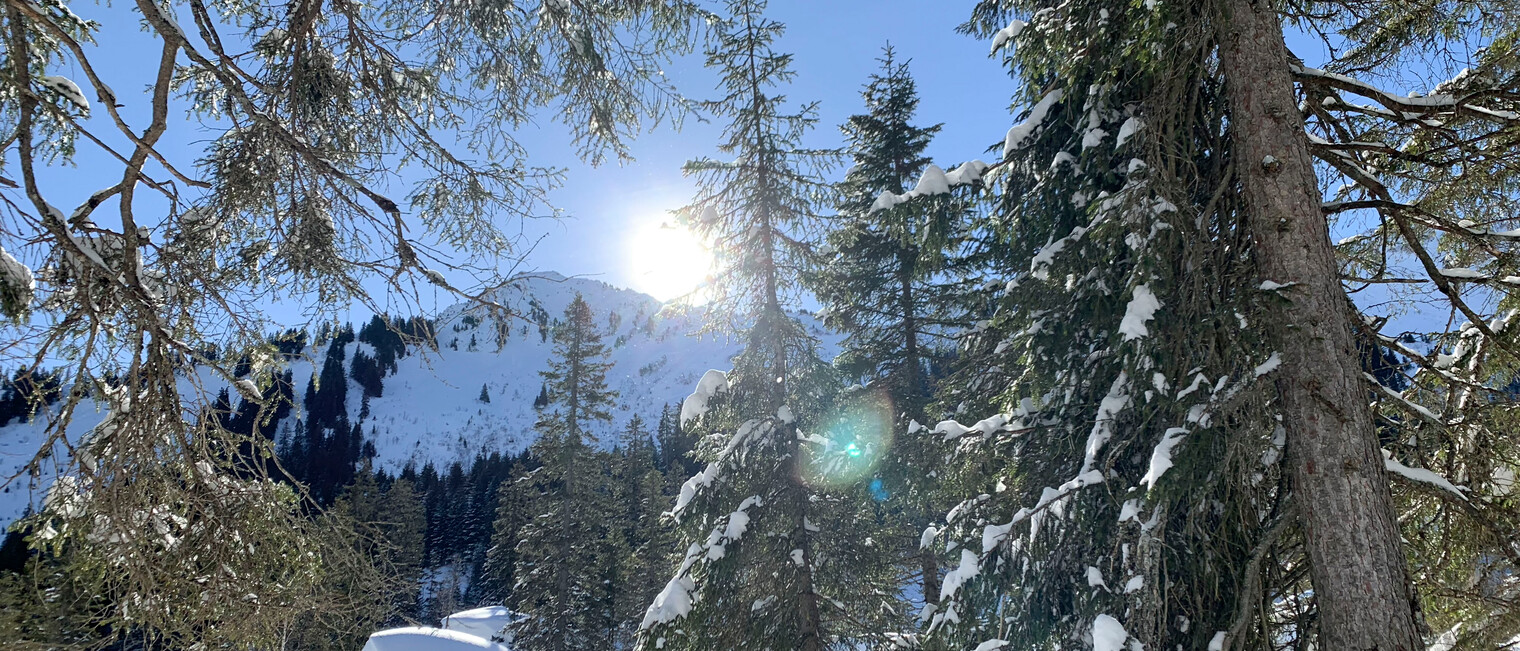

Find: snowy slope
<box><xmin>354</xmin><ymin>271</ymin><xmax>763</xmax><ymax>473</ymax></box>
<box><xmin>0</xmin><ymin>273</ymin><xmax>838</xmax><ymax>530</ymax></box>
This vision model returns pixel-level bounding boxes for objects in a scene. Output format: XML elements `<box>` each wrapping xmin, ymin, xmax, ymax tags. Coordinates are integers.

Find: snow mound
<box><xmin>441</xmin><ymin>606</ymin><xmax>517</xmax><ymax>642</ymax></box>
<box><xmin>362</xmin><ymin>626</ymin><xmax>511</xmax><ymax>651</ymax></box>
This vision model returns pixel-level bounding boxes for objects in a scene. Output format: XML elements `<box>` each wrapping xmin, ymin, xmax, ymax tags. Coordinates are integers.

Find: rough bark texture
<box><xmin>1214</xmin><ymin>0</ymin><xmax>1422</xmax><ymax>648</ymax></box>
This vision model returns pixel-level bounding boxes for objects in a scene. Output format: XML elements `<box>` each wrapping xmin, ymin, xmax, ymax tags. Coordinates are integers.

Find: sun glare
<box><xmin>628</xmin><ymin>220</ymin><xmax>713</xmax><ymax>302</ymax></box>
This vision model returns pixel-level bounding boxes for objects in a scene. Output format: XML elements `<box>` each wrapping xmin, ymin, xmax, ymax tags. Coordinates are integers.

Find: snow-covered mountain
<box><xmin>0</xmin><ymin>272</ymin><xmax>838</xmax><ymax>530</ymax></box>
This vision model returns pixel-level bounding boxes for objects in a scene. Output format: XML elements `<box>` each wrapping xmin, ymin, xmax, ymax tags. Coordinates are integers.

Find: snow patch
<box><xmin>990</xmin><ymin>19</ymin><xmax>1026</xmax><ymax>53</ymax></box>
<box><xmin>441</xmin><ymin>606</ymin><xmax>516</xmax><ymax>643</ymax></box>
<box><xmin>1383</xmin><ymin>449</ymin><xmax>1466</xmax><ymax>499</ymax></box>
<box><xmin>680</xmin><ymin>369</ymin><xmax>729</xmax><ymax>426</ymax></box>
<box><xmin>362</xmin><ymin>627</ymin><xmax>510</xmax><ymax>651</ymax></box>
<box><xmin>1092</xmin><ymin>614</ymin><xmax>1128</xmax><ymax>651</ymax></box>
<box><xmin>1118</xmin><ymin>284</ymin><xmax>1160</xmax><ymax>341</ymax></box>
<box><xmin>40</xmin><ymin>75</ymin><xmax>89</xmax><ymax>111</ymax></box>
<box><xmin>1141</xmin><ymin>427</ymin><xmax>1188</xmax><ymax>488</ymax></box>
<box><xmin>1004</xmin><ymin>90</ymin><xmax>1064</xmax><ymax>158</ymax></box>
<box><xmin>1115</xmin><ymin>117</ymin><xmax>1143</xmax><ymax>147</ymax></box>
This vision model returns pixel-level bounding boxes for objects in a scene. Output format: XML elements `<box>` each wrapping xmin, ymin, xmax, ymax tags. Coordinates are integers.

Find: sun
<box><xmin>628</xmin><ymin>220</ymin><xmax>713</xmax><ymax>302</ymax></box>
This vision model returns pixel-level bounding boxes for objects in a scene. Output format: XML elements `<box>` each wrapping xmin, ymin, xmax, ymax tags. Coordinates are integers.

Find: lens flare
<box><xmin>800</xmin><ymin>392</ymin><xmax>895</xmax><ymax>490</ymax></box>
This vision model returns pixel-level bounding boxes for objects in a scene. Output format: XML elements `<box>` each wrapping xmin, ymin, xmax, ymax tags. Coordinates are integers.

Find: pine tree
<box><xmin>610</xmin><ymin>415</ymin><xmax>673</xmax><ymax>648</ymax></box>
<box><xmin>479</xmin><ymin>383</ymin><xmax>492</xmax><ymax>404</ymax></box>
<box><xmin>507</xmin><ymin>294</ymin><xmax>621</xmax><ymax>651</ymax></box>
<box><xmin>638</xmin><ymin>3</ymin><xmax>901</xmax><ymax>648</ymax></box>
<box><xmin>380</xmin><ymin>476</ymin><xmax>427</xmax><ymax>622</ymax></box>
<box><xmin>483</xmin><ymin>459</ymin><xmax>534</xmax><ymax>607</ymax></box>
<box><xmin>924</xmin><ymin>2</ymin><xmax>1286</xmax><ymax>649</ymax></box>
<box><xmin>810</xmin><ymin>48</ymin><xmax>977</xmax><ymax>606</ymax></box>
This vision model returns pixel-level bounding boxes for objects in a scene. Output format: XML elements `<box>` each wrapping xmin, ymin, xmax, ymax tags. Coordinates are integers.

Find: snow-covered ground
<box><xmin>0</xmin><ymin>273</ymin><xmax>838</xmax><ymax>531</ymax></box>
<box><xmin>363</xmin><ymin>605</ymin><xmax>519</xmax><ymax>650</ymax></box>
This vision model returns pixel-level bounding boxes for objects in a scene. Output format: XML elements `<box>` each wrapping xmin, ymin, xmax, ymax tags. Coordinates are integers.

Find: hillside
<box><xmin>0</xmin><ymin>273</ymin><xmax>837</xmax><ymax>530</ymax></box>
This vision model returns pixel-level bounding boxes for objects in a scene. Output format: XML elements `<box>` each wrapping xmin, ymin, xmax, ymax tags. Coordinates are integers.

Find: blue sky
<box><xmin>15</xmin><ymin>0</ymin><xmax>1350</xmax><ymax>319</ymax></box>
<box><xmin>516</xmin><ymin>1</ymin><xmax>1012</xmax><ymax>300</ymax></box>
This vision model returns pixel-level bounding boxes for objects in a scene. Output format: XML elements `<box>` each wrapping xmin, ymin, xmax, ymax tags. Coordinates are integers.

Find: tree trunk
<box><xmin>1214</xmin><ymin>0</ymin><xmax>1421</xmax><ymax>648</ymax></box>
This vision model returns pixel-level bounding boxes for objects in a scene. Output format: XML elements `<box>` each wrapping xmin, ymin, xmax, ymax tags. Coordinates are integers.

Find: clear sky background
<box><xmin>515</xmin><ymin>1</ymin><xmax>1013</xmax><ymax>301</ymax></box>
<box><xmin>16</xmin><ymin>0</ymin><xmax>1349</xmax><ymax>319</ymax></box>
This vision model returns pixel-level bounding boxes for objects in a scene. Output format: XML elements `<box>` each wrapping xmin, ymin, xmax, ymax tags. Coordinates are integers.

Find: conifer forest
<box><xmin>0</xmin><ymin>0</ymin><xmax>1518</xmax><ymax>649</ymax></box>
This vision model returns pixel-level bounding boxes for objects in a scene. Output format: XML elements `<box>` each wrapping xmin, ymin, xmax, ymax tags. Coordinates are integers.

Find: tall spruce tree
<box><xmin>810</xmin><ymin>48</ymin><xmax>978</xmax><ymax>606</ymax></box>
<box><xmin>637</xmin><ymin>2</ymin><xmax>901</xmax><ymax>649</ymax></box>
<box><xmin>508</xmin><ymin>294</ymin><xmax>620</xmax><ymax>651</ymax></box>
<box><xmin>926</xmin><ymin>2</ymin><xmax>1285</xmax><ymax>649</ymax></box>
<box><xmin>930</xmin><ymin>0</ymin><xmax>1520</xmax><ymax>648</ymax></box>
<box><xmin>611</xmin><ymin>415</ymin><xmax>674</xmax><ymax>648</ymax></box>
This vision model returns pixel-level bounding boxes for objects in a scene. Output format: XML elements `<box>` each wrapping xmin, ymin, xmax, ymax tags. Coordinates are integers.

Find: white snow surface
<box><xmin>1140</xmin><ymin>427</ymin><xmax>1188</xmax><ymax>488</ymax></box>
<box><xmin>1115</xmin><ymin>116</ymin><xmax>1143</xmax><ymax>147</ymax></box>
<box><xmin>990</xmin><ymin>18</ymin><xmax>1025</xmax><ymax>53</ymax></box>
<box><xmin>1004</xmin><ymin>89</ymin><xmax>1065</xmax><ymax>158</ymax></box>
<box><xmin>1117</xmin><ymin>284</ymin><xmax>1161</xmax><ymax>341</ymax></box>
<box><xmin>362</xmin><ymin>627</ymin><xmax>511</xmax><ymax>651</ymax></box>
<box><xmin>1383</xmin><ymin>449</ymin><xmax>1466</xmax><ymax>499</ymax></box>
<box><xmin>867</xmin><ymin>161</ymin><xmax>987</xmax><ymax>214</ymax></box>
<box><xmin>441</xmin><ymin>606</ymin><xmax>516</xmax><ymax>642</ymax></box>
<box><xmin>39</xmin><ymin>75</ymin><xmax>89</xmax><ymax>111</ymax></box>
<box><xmin>1207</xmin><ymin>631</ymin><xmax>1227</xmax><ymax>651</ymax></box>
<box><xmin>0</xmin><ymin>247</ymin><xmax>35</xmax><ymax>294</ymax></box>
<box><xmin>0</xmin><ymin>273</ymin><xmax>838</xmax><ymax>531</ymax></box>
<box><xmin>680</xmin><ymin>369</ymin><xmax>730</xmax><ymax>426</ymax></box>
<box><xmin>1092</xmin><ymin>614</ymin><xmax>1128</xmax><ymax>651</ymax></box>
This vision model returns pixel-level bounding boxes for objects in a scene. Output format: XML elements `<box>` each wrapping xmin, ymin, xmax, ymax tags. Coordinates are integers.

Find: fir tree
<box><xmin>610</xmin><ymin>415</ymin><xmax>672</xmax><ymax>648</ymax></box>
<box><xmin>483</xmin><ymin>460</ymin><xmax>535</xmax><ymax>607</ymax></box>
<box><xmin>380</xmin><ymin>476</ymin><xmax>427</xmax><ymax>622</ymax></box>
<box><xmin>639</xmin><ymin>3</ymin><xmax>901</xmax><ymax>648</ymax></box>
<box><xmin>922</xmin><ymin>2</ymin><xmax>1286</xmax><ymax>649</ymax></box>
<box><xmin>507</xmin><ymin>294</ymin><xmax>621</xmax><ymax>651</ymax></box>
<box><xmin>810</xmin><ymin>48</ymin><xmax>977</xmax><ymax>605</ymax></box>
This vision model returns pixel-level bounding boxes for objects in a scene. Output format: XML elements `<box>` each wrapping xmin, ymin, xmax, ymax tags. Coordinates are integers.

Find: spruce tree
<box><xmin>926</xmin><ymin>2</ymin><xmax>1284</xmax><ymax>649</ymax></box>
<box><xmin>507</xmin><ymin>294</ymin><xmax>621</xmax><ymax>651</ymax></box>
<box><xmin>611</xmin><ymin>415</ymin><xmax>672</xmax><ymax>648</ymax></box>
<box><xmin>380</xmin><ymin>476</ymin><xmax>427</xmax><ymax>623</ymax></box>
<box><xmin>810</xmin><ymin>48</ymin><xmax>977</xmax><ymax>606</ymax></box>
<box><xmin>927</xmin><ymin>0</ymin><xmax>1520</xmax><ymax>648</ymax></box>
<box><xmin>638</xmin><ymin>2</ymin><xmax>901</xmax><ymax>648</ymax></box>
<box><xmin>482</xmin><ymin>461</ymin><xmax>533</xmax><ymax>608</ymax></box>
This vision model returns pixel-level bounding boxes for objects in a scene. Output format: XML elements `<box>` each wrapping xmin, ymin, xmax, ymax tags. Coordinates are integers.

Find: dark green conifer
<box><xmin>507</xmin><ymin>294</ymin><xmax>621</xmax><ymax>651</ymax></box>
<box><xmin>638</xmin><ymin>3</ymin><xmax>901</xmax><ymax>648</ymax></box>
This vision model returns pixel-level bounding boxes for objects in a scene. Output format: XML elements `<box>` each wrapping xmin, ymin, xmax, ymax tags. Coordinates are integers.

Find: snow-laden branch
<box><xmin>1293</xmin><ymin>64</ymin><xmax>1520</xmax><ymax>124</ymax></box>
<box><xmin>868</xmin><ymin>161</ymin><xmax>988</xmax><ymax>213</ymax></box>
<box><xmin>1383</xmin><ymin>450</ymin><xmax>1466</xmax><ymax>499</ymax></box>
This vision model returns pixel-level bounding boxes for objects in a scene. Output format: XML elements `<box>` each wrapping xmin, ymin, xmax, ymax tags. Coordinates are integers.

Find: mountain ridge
<box><xmin>0</xmin><ymin>273</ymin><xmax>837</xmax><ymax>530</ymax></box>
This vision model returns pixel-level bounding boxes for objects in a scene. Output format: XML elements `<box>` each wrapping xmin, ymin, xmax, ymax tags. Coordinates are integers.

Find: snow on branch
<box><xmin>669</xmin><ymin>418</ymin><xmax>772</xmax><ymax>520</ymax></box>
<box><xmin>1117</xmin><ymin>284</ymin><xmax>1160</xmax><ymax>341</ymax></box>
<box><xmin>1383</xmin><ymin>450</ymin><xmax>1467</xmax><ymax>500</ymax></box>
<box><xmin>1004</xmin><ymin>90</ymin><xmax>1064</xmax><ymax>158</ymax></box>
<box><xmin>1366</xmin><ymin>373</ymin><xmax>1443</xmax><ymax>424</ymax></box>
<box><xmin>868</xmin><ymin>161</ymin><xmax>988</xmax><ymax>213</ymax></box>
<box><xmin>39</xmin><ymin>75</ymin><xmax>89</xmax><ymax>112</ymax></box>
<box><xmin>1293</xmin><ymin>64</ymin><xmax>1520</xmax><ymax>123</ymax></box>
<box><xmin>1141</xmin><ymin>355</ymin><xmax>1279</xmax><ymax>489</ymax></box>
<box><xmin>679</xmin><ymin>369</ymin><xmax>729</xmax><ymax>426</ymax></box>
<box><xmin>644</xmin><ymin>494</ymin><xmax>766</xmax><ymax>631</ymax></box>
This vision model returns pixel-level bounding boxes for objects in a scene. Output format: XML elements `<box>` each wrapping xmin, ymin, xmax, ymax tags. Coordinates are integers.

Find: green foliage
<box><xmin>639</xmin><ymin>3</ymin><xmax>901</xmax><ymax>650</ymax></box>
<box><xmin>507</xmin><ymin>294</ymin><xmax>622</xmax><ymax>651</ymax></box>
<box><xmin>926</xmin><ymin>1</ymin><xmax>1285</xmax><ymax>649</ymax></box>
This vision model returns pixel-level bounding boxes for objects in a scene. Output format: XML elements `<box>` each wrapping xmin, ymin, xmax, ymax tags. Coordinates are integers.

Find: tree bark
<box><xmin>1214</xmin><ymin>0</ymin><xmax>1421</xmax><ymax>648</ymax></box>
